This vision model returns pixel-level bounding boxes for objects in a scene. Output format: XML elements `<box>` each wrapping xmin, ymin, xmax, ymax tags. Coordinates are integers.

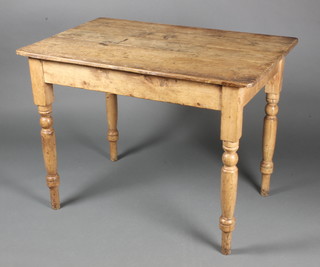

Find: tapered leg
<box><xmin>106</xmin><ymin>93</ymin><xmax>119</xmax><ymax>161</ymax></box>
<box><xmin>260</xmin><ymin>93</ymin><xmax>279</xmax><ymax>196</ymax></box>
<box><xmin>220</xmin><ymin>140</ymin><xmax>239</xmax><ymax>255</ymax></box>
<box><xmin>38</xmin><ymin>105</ymin><xmax>60</xmax><ymax>209</ymax></box>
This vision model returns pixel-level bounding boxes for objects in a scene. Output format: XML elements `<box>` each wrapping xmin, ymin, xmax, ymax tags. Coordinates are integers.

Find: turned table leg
<box><xmin>219</xmin><ymin>86</ymin><xmax>243</xmax><ymax>255</ymax></box>
<box><xmin>38</xmin><ymin>105</ymin><xmax>60</xmax><ymax>209</ymax></box>
<box><xmin>220</xmin><ymin>140</ymin><xmax>239</xmax><ymax>255</ymax></box>
<box><xmin>260</xmin><ymin>93</ymin><xmax>279</xmax><ymax>196</ymax></box>
<box><xmin>260</xmin><ymin>58</ymin><xmax>284</xmax><ymax>196</ymax></box>
<box><xmin>106</xmin><ymin>93</ymin><xmax>119</xmax><ymax>161</ymax></box>
<box><xmin>28</xmin><ymin>58</ymin><xmax>60</xmax><ymax>209</ymax></box>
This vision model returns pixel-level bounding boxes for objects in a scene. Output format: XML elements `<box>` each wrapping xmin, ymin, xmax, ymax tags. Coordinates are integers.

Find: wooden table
<box><xmin>16</xmin><ymin>17</ymin><xmax>297</xmax><ymax>255</ymax></box>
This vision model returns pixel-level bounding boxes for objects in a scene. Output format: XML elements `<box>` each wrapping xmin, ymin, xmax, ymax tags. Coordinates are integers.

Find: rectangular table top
<box><xmin>17</xmin><ymin>17</ymin><xmax>297</xmax><ymax>88</ymax></box>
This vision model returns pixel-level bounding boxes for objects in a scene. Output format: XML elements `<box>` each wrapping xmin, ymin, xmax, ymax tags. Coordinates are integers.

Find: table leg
<box><xmin>219</xmin><ymin>86</ymin><xmax>243</xmax><ymax>255</ymax></box>
<box><xmin>220</xmin><ymin>140</ymin><xmax>239</xmax><ymax>255</ymax></box>
<box><xmin>260</xmin><ymin>93</ymin><xmax>280</xmax><ymax>196</ymax></box>
<box><xmin>260</xmin><ymin>59</ymin><xmax>284</xmax><ymax>196</ymax></box>
<box><xmin>38</xmin><ymin>105</ymin><xmax>60</xmax><ymax>209</ymax></box>
<box><xmin>106</xmin><ymin>93</ymin><xmax>119</xmax><ymax>161</ymax></box>
<box><xmin>28</xmin><ymin>58</ymin><xmax>60</xmax><ymax>209</ymax></box>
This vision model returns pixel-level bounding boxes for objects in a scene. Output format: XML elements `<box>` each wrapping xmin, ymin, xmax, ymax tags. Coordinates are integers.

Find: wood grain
<box><xmin>42</xmin><ymin>61</ymin><xmax>222</xmax><ymax>110</ymax></box>
<box><xmin>29</xmin><ymin>58</ymin><xmax>60</xmax><ymax>209</ymax></box>
<box><xmin>17</xmin><ymin>17</ymin><xmax>298</xmax><ymax>87</ymax></box>
<box><xmin>221</xmin><ymin>86</ymin><xmax>244</xmax><ymax>141</ymax></box>
<box><xmin>219</xmin><ymin>84</ymin><xmax>244</xmax><ymax>254</ymax></box>
<box><xmin>28</xmin><ymin>58</ymin><xmax>54</xmax><ymax>106</ymax></box>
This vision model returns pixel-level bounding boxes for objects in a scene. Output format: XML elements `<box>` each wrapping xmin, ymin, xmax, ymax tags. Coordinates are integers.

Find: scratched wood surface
<box><xmin>17</xmin><ymin>17</ymin><xmax>297</xmax><ymax>87</ymax></box>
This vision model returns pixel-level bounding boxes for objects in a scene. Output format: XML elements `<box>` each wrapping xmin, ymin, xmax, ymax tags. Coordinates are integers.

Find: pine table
<box><xmin>16</xmin><ymin>17</ymin><xmax>298</xmax><ymax>255</ymax></box>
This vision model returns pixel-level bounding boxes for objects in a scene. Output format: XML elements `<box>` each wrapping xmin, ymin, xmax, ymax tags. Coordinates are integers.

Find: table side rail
<box><xmin>42</xmin><ymin>60</ymin><xmax>222</xmax><ymax>110</ymax></box>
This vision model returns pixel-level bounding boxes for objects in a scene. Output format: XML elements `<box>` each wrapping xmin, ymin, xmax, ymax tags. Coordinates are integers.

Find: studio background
<box><xmin>0</xmin><ymin>0</ymin><xmax>319</xmax><ymax>266</ymax></box>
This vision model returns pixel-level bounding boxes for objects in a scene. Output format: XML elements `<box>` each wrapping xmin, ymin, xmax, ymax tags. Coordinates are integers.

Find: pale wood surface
<box><xmin>17</xmin><ymin>17</ymin><xmax>297</xmax><ymax>87</ymax></box>
<box><xmin>42</xmin><ymin>61</ymin><xmax>222</xmax><ymax>110</ymax></box>
<box><xmin>28</xmin><ymin>58</ymin><xmax>54</xmax><ymax>106</ymax></box>
<box><xmin>221</xmin><ymin>86</ymin><xmax>244</xmax><ymax>141</ymax></box>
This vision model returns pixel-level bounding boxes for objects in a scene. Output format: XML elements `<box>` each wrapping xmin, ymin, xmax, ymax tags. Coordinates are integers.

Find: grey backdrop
<box><xmin>1</xmin><ymin>0</ymin><xmax>319</xmax><ymax>266</ymax></box>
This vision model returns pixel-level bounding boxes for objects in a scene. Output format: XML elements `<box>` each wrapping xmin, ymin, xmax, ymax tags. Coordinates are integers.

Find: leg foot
<box><xmin>48</xmin><ymin>175</ymin><xmax>60</xmax><ymax>209</ymax></box>
<box><xmin>260</xmin><ymin>174</ymin><xmax>271</xmax><ymax>196</ymax></box>
<box><xmin>221</xmin><ymin>232</ymin><xmax>232</xmax><ymax>255</ymax></box>
<box><xmin>108</xmin><ymin>136</ymin><xmax>118</xmax><ymax>161</ymax></box>
<box><xmin>49</xmin><ymin>188</ymin><xmax>60</xmax><ymax>209</ymax></box>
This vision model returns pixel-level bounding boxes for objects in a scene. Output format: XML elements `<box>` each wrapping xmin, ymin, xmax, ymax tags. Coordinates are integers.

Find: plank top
<box><xmin>17</xmin><ymin>17</ymin><xmax>298</xmax><ymax>87</ymax></box>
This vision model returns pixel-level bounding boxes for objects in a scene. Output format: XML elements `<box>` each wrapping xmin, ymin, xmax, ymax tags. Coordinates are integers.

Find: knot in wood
<box><xmin>40</xmin><ymin>116</ymin><xmax>53</xmax><ymax>129</ymax></box>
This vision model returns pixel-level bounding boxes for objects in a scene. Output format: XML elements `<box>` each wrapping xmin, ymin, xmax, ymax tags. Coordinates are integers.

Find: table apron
<box><xmin>42</xmin><ymin>60</ymin><xmax>222</xmax><ymax>110</ymax></box>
